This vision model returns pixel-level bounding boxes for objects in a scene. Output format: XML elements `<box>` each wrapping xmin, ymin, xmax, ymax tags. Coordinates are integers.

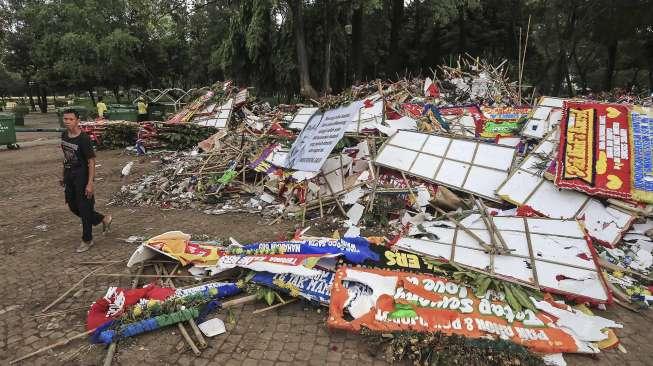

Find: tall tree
<box><xmin>288</xmin><ymin>0</ymin><xmax>318</xmax><ymax>98</ymax></box>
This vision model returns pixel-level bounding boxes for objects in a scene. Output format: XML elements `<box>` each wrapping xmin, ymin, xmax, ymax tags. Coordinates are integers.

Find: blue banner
<box><xmin>632</xmin><ymin>111</ymin><xmax>653</xmax><ymax>195</ymax></box>
<box><xmin>251</xmin><ymin>270</ymin><xmax>371</xmax><ymax>305</ymax></box>
<box><xmin>242</xmin><ymin>236</ymin><xmax>379</xmax><ymax>264</ymax></box>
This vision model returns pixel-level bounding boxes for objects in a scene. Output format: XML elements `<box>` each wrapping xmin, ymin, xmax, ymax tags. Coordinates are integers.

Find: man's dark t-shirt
<box><xmin>61</xmin><ymin>131</ymin><xmax>95</xmax><ymax>176</ymax></box>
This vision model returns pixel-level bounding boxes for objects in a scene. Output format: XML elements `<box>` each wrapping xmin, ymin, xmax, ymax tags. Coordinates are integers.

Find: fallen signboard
<box><xmin>496</xmin><ymin>131</ymin><xmax>636</xmax><ymax>247</ymax></box>
<box><xmin>374</xmin><ymin>130</ymin><xmax>516</xmax><ymax>202</ymax></box>
<box><xmin>554</xmin><ymin>102</ymin><xmax>636</xmax><ymax>201</ymax></box>
<box><xmin>328</xmin><ymin>267</ymin><xmax>604</xmax><ymax>354</ymax></box>
<box><xmin>630</xmin><ymin>106</ymin><xmax>653</xmax><ymax>203</ymax></box>
<box><xmin>286</xmin><ymin>102</ymin><xmax>360</xmax><ymax>172</ymax></box>
<box><xmin>395</xmin><ymin>216</ymin><xmax>612</xmax><ymax>303</ymax></box>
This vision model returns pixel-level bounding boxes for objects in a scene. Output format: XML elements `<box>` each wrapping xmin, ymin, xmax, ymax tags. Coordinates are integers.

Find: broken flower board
<box><xmin>630</xmin><ymin>107</ymin><xmax>653</xmax><ymax>203</ymax></box>
<box><xmin>496</xmin><ymin>132</ymin><xmax>636</xmax><ymax>247</ymax></box>
<box><xmin>554</xmin><ymin>102</ymin><xmax>640</xmax><ymax>202</ymax></box>
<box><xmin>328</xmin><ymin>267</ymin><xmax>597</xmax><ymax>354</ymax></box>
<box><xmin>395</xmin><ymin>216</ymin><xmax>611</xmax><ymax>303</ymax></box>
<box><xmin>521</xmin><ymin>97</ymin><xmax>566</xmax><ymax>139</ymax></box>
<box><xmin>374</xmin><ymin>130</ymin><xmax>516</xmax><ymax>202</ymax></box>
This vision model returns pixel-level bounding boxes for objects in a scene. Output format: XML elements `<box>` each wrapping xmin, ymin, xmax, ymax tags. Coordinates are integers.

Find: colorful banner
<box><xmin>477</xmin><ymin>119</ymin><xmax>524</xmax><ymax>138</ymax></box>
<box><xmin>481</xmin><ymin>106</ymin><xmax>531</xmax><ymax>120</ymax></box>
<box><xmin>365</xmin><ymin>245</ymin><xmax>446</xmax><ymax>275</ymax></box>
<box><xmin>437</xmin><ymin>105</ymin><xmax>483</xmax><ymax>124</ymax></box>
<box><xmin>252</xmin><ymin>270</ymin><xmax>337</xmax><ymax>304</ymax></box>
<box><xmin>328</xmin><ymin>267</ymin><xmax>587</xmax><ymax>354</ymax></box>
<box><xmin>214</xmin><ymin>253</ymin><xmax>338</xmax><ymax>277</ymax></box>
<box><xmin>145</xmin><ymin>231</ymin><xmax>220</xmax><ymax>266</ymax></box>
<box><xmin>555</xmin><ymin>102</ymin><xmax>633</xmax><ymax>200</ymax></box>
<box><xmin>631</xmin><ymin>107</ymin><xmax>653</xmax><ymax>203</ymax></box>
<box><xmin>242</xmin><ymin>236</ymin><xmax>379</xmax><ymax>264</ymax></box>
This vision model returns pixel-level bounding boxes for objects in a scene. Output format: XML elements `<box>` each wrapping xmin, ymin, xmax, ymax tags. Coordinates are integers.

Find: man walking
<box><xmin>60</xmin><ymin>109</ymin><xmax>112</xmax><ymax>252</ymax></box>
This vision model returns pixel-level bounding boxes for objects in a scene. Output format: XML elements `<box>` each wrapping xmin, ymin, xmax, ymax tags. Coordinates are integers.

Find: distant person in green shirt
<box><xmin>96</xmin><ymin>97</ymin><xmax>107</xmax><ymax>119</ymax></box>
<box><xmin>137</xmin><ymin>97</ymin><xmax>148</xmax><ymax>122</ymax></box>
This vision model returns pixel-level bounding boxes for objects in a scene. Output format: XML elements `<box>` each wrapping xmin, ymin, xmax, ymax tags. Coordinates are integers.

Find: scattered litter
<box><xmin>198</xmin><ymin>318</ymin><xmax>226</xmax><ymax>337</ymax></box>
<box><xmin>15</xmin><ymin>56</ymin><xmax>653</xmax><ymax>366</ymax></box>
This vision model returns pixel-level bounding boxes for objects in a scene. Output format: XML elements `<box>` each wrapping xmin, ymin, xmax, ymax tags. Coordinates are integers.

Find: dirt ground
<box><xmin>0</xmin><ymin>113</ymin><xmax>651</xmax><ymax>366</ymax></box>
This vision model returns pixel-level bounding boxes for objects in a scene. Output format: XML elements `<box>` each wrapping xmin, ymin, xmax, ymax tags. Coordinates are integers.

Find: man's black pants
<box><xmin>64</xmin><ymin>171</ymin><xmax>104</xmax><ymax>242</ymax></box>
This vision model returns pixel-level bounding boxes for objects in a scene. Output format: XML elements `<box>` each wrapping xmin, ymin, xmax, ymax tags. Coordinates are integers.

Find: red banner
<box><xmin>328</xmin><ymin>267</ymin><xmax>585</xmax><ymax>354</ymax></box>
<box><xmin>555</xmin><ymin>102</ymin><xmax>632</xmax><ymax>200</ymax></box>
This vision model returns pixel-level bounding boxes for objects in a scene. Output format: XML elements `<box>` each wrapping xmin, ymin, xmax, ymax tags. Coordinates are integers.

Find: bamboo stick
<box><xmin>42</xmin><ymin>262</ymin><xmax>120</xmax><ymax>313</ymax></box>
<box><xmin>10</xmin><ymin>329</ymin><xmax>95</xmax><ymax>364</ymax></box>
<box><xmin>252</xmin><ymin>298</ymin><xmax>299</xmax><ymax>314</ymax></box>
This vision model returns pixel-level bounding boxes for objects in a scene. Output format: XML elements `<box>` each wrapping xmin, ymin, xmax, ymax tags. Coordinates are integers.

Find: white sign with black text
<box><xmin>286</xmin><ymin>102</ymin><xmax>360</xmax><ymax>172</ymax></box>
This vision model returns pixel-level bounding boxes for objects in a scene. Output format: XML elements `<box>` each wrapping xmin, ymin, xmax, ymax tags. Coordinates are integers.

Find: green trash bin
<box><xmin>0</xmin><ymin>113</ymin><xmax>18</xmax><ymax>148</ymax></box>
<box><xmin>57</xmin><ymin>106</ymin><xmax>90</xmax><ymax>127</ymax></box>
<box><xmin>107</xmin><ymin>104</ymin><xmax>139</xmax><ymax>121</ymax></box>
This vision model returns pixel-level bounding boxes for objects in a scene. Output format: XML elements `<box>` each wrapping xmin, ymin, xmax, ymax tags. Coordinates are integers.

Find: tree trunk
<box><xmin>552</xmin><ymin>5</ymin><xmax>577</xmax><ymax>96</ymax></box>
<box><xmin>388</xmin><ymin>0</ymin><xmax>403</xmax><ymax>76</ymax></box>
<box><xmin>113</xmin><ymin>88</ymin><xmax>121</xmax><ymax>103</ymax></box>
<box><xmin>564</xmin><ymin>63</ymin><xmax>574</xmax><ymax>97</ymax></box>
<box><xmin>288</xmin><ymin>0</ymin><xmax>318</xmax><ymax>99</ymax></box>
<box><xmin>573</xmin><ymin>52</ymin><xmax>588</xmax><ymax>93</ymax></box>
<box><xmin>457</xmin><ymin>6</ymin><xmax>467</xmax><ymax>55</ymax></box>
<box><xmin>27</xmin><ymin>81</ymin><xmax>36</xmax><ymax>112</ymax></box>
<box><xmin>88</xmin><ymin>89</ymin><xmax>96</xmax><ymax>105</ymax></box>
<box><xmin>351</xmin><ymin>2</ymin><xmax>363</xmax><ymax>83</ymax></box>
<box><xmin>322</xmin><ymin>0</ymin><xmax>332</xmax><ymax>94</ymax></box>
<box><xmin>603</xmin><ymin>39</ymin><xmax>618</xmax><ymax>91</ymax></box>
<box><xmin>38</xmin><ymin>85</ymin><xmax>48</xmax><ymax>113</ymax></box>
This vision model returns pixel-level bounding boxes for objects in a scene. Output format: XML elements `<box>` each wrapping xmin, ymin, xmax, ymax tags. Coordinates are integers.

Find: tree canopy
<box><xmin>1</xmin><ymin>0</ymin><xmax>652</xmax><ymax>100</ymax></box>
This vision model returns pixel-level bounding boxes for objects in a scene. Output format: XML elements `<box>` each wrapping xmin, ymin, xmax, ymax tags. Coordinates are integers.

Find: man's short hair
<box><xmin>62</xmin><ymin>109</ymin><xmax>80</xmax><ymax>118</ymax></box>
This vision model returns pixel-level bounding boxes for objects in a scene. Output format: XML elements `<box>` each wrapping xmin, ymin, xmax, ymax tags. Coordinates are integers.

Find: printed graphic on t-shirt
<box><xmin>62</xmin><ymin>139</ymin><xmax>80</xmax><ymax>169</ymax></box>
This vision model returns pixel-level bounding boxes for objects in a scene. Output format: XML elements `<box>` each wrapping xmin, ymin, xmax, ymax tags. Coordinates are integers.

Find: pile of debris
<box><xmin>15</xmin><ymin>56</ymin><xmax>653</xmax><ymax>365</ymax></box>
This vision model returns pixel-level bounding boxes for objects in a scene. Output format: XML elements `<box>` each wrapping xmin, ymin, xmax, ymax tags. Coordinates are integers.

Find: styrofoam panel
<box><xmin>422</xmin><ymin>135</ymin><xmax>451</xmax><ymax>155</ymax></box>
<box><xmin>535</xmin><ymin>261</ymin><xmax>607</xmax><ymax>301</ymax></box>
<box><xmin>499</xmin><ymin>231</ymin><xmax>530</xmax><ymax>257</ymax></box>
<box><xmin>522</xmin><ymin>97</ymin><xmax>565</xmax><ymax>139</ymax></box>
<box><xmin>395</xmin><ymin>217</ymin><xmax>610</xmax><ymax>302</ymax></box>
<box><xmin>289</xmin><ymin>107</ymin><xmax>319</xmax><ymax>130</ymax></box>
<box><xmin>525</xmin><ymin>181</ymin><xmax>587</xmax><ymax>218</ymax></box>
<box><xmin>454</xmin><ymin>246</ymin><xmax>491</xmax><ymax>269</ymax></box>
<box><xmin>421</xmin><ymin>227</ymin><xmax>457</xmax><ymax>245</ymax></box>
<box><xmin>375</xmin><ymin>145</ymin><xmax>418</xmax><ymax>171</ymax></box>
<box><xmin>397</xmin><ymin>237</ymin><xmax>452</xmax><ymax>259</ymax></box>
<box><xmin>491</xmin><ymin>216</ymin><xmax>527</xmax><ymax>231</ymax></box>
<box><xmin>473</xmin><ymin>144</ymin><xmax>514</xmax><ymax>170</ymax></box>
<box><xmin>493</xmin><ymin>256</ymin><xmax>535</xmax><ymax>283</ymax></box>
<box><xmin>390</xmin><ymin>130</ymin><xmax>428</xmax><ymax>150</ymax></box>
<box><xmin>580</xmin><ymin>202</ymin><xmax>633</xmax><ymax>245</ymax></box>
<box><xmin>497</xmin><ymin>170</ymin><xmax>542</xmax><ymax>204</ymax></box>
<box><xmin>409</xmin><ymin>154</ymin><xmax>441</xmax><ymax>179</ymax></box>
<box><xmin>463</xmin><ymin>167</ymin><xmax>507</xmax><ymax>198</ymax></box>
<box><xmin>541</xmin><ymin>97</ymin><xmax>564</xmax><ymax>108</ymax></box>
<box><xmin>530</xmin><ymin>234</ymin><xmax>594</xmax><ymax>269</ymax></box>
<box><xmin>526</xmin><ymin>218</ymin><xmax>582</xmax><ymax>237</ymax></box>
<box><xmin>196</xmin><ymin>118</ymin><xmax>228</xmax><ymax>128</ymax></box>
<box><xmin>532</xmin><ymin>106</ymin><xmax>551</xmax><ymax>120</ymax></box>
<box><xmin>446</xmin><ymin>139</ymin><xmax>476</xmax><ymax>162</ymax></box>
<box><xmin>376</xmin><ymin>131</ymin><xmax>515</xmax><ymax>201</ymax></box>
<box><xmin>435</xmin><ymin>160</ymin><xmax>470</xmax><ymax>186</ymax></box>
<box><xmin>455</xmin><ymin>229</ymin><xmax>492</xmax><ymax>251</ymax></box>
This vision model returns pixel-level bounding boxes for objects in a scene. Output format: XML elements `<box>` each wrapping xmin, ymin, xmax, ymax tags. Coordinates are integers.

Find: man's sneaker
<box><xmin>76</xmin><ymin>240</ymin><xmax>94</xmax><ymax>253</ymax></box>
